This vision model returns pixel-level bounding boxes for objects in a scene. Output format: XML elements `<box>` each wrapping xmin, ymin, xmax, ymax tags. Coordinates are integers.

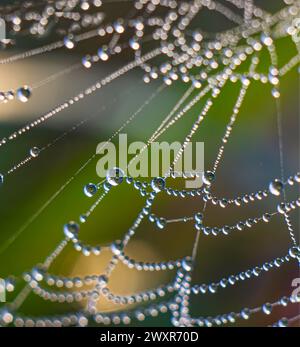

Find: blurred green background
<box><xmin>0</xmin><ymin>0</ymin><xmax>299</xmax><ymax>326</ymax></box>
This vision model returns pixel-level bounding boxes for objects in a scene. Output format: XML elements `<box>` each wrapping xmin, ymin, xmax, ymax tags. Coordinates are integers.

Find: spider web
<box><xmin>0</xmin><ymin>0</ymin><xmax>299</xmax><ymax>327</ymax></box>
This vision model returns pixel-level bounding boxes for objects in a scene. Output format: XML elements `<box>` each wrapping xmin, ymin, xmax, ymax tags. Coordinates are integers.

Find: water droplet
<box><xmin>0</xmin><ymin>174</ymin><xmax>4</xmax><ymax>185</ymax></box>
<box><xmin>32</xmin><ymin>267</ymin><xmax>44</xmax><ymax>281</ymax></box>
<box><xmin>0</xmin><ymin>309</ymin><xmax>13</xmax><ymax>325</ymax></box>
<box><xmin>17</xmin><ymin>86</ymin><xmax>31</xmax><ymax>103</ymax></box>
<box><xmin>194</xmin><ymin>212</ymin><xmax>203</xmax><ymax>223</ymax></box>
<box><xmin>278</xmin><ymin>318</ymin><xmax>288</xmax><ymax>327</ymax></box>
<box><xmin>98</xmin><ymin>47</ymin><xmax>109</xmax><ymax>61</ymax></box>
<box><xmin>151</xmin><ymin>177</ymin><xmax>166</xmax><ymax>192</ymax></box>
<box><xmin>79</xmin><ymin>214</ymin><xmax>87</xmax><ymax>223</ymax></box>
<box><xmin>289</xmin><ymin>246</ymin><xmax>300</xmax><ymax>259</ymax></box>
<box><xmin>129</xmin><ymin>38</ymin><xmax>140</xmax><ymax>50</ymax></box>
<box><xmin>220</xmin><ymin>198</ymin><xmax>228</xmax><ymax>208</ymax></box>
<box><xmin>200</xmin><ymin>284</ymin><xmax>208</xmax><ymax>293</ymax></box>
<box><xmin>98</xmin><ymin>275</ymin><xmax>108</xmax><ymax>286</ymax></box>
<box><xmin>222</xmin><ymin>225</ymin><xmax>230</xmax><ymax>235</ymax></box>
<box><xmin>280</xmin><ymin>297</ymin><xmax>289</xmax><ymax>306</ymax></box>
<box><xmin>111</xmin><ymin>241</ymin><xmax>123</xmax><ymax>255</ymax></box>
<box><xmin>182</xmin><ymin>257</ymin><xmax>193</xmax><ymax>272</ymax></box>
<box><xmin>220</xmin><ymin>278</ymin><xmax>228</xmax><ymax>288</ymax></box>
<box><xmin>252</xmin><ymin>266</ymin><xmax>261</xmax><ymax>276</ymax></box>
<box><xmin>202</xmin><ymin>171</ymin><xmax>215</xmax><ymax>186</ymax></box>
<box><xmin>106</xmin><ymin>167</ymin><xmax>124</xmax><ymax>186</ymax></box>
<box><xmin>30</xmin><ymin>146</ymin><xmax>40</xmax><ymax>157</ymax></box>
<box><xmin>272</xmin><ymin>88</ymin><xmax>280</xmax><ymax>98</ymax></box>
<box><xmin>82</xmin><ymin>56</ymin><xmax>92</xmax><ymax>68</ymax></box>
<box><xmin>83</xmin><ymin>183</ymin><xmax>97</xmax><ymax>197</ymax></box>
<box><xmin>241</xmin><ymin>308</ymin><xmax>250</xmax><ymax>320</ymax></box>
<box><xmin>103</xmin><ymin>182</ymin><xmax>112</xmax><ymax>192</ymax></box>
<box><xmin>269</xmin><ymin>179</ymin><xmax>283</xmax><ymax>196</ymax></box>
<box><xmin>209</xmin><ymin>283</ymin><xmax>218</xmax><ymax>293</ymax></box>
<box><xmin>114</xmin><ymin>21</ymin><xmax>125</xmax><ymax>34</ymax></box>
<box><xmin>149</xmin><ymin>214</ymin><xmax>156</xmax><ymax>222</ymax></box>
<box><xmin>63</xmin><ymin>222</ymin><xmax>79</xmax><ymax>239</ymax></box>
<box><xmin>227</xmin><ymin>312</ymin><xmax>236</xmax><ymax>323</ymax></box>
<box><xmin>64</xmin><ymin>35</ymin><xmax>75</xmax><ymax>49</ymax></box>
<box><xmin>294</xmin><ymin>172</ymin><xmax>300</xmax><ymax>183</ymax></box>
<box><xmin>262</xmin><ymin>213</ymin><xmax>271</xmax><ymax>223</ymax></box>
<box><xmin>6</xmin><ymin>91</ymin><xmax>14</xmax><ymax>100</ymax></box>
<box><xmin>195</xmin><ymin>222</ymin><xmax>202</xmax><ymax>231</ymax></box>
<box><xmin>262</xmin><ymin>303</ymin><xmax>272</xmax><ymax>315</ymax></box>
<box><xmin>156</xmin><ymin>217</ymin><xmax>166</xmax><ymax>230</ymax></box>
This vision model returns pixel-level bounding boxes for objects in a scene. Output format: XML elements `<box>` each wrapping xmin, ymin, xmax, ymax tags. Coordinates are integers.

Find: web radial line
<box><xmin>0</xmin><ymin>82</ymin><xmax>164</xmax><ymax>255</ymax></box>
<box><xmin>5</xmin><ymin>80</ymin><xmax>146</xmax><ymax>176</ymax></box>
<box><xmin>275</xmin><ymin>89</ymin><xmax>297</xmax><ymax>245</ymax></box>
<box><xmin>287</xmin><ymin>314</ymin><xmax>300</xmax><ymax>325</ymax></box>
<box><xmin>279</xmin><ymin>55</ymin><xmax>300</xmax><ymax>76</ymax></box>
<box><xmin>9</xmin><ymin>286</ymin><xmax>32</xmax><ymax>311</ymax></box>
<box><xmin>169</xmin><ymin>96</ymin><xmax>214</xmax><ymax>175</ymax></box>
<box><xmin>10</xmin><ymin>239</ymin><xmax>68</xmax><ymax>311</ymax></box>
<box><xmin>0</xmin><ymin>63</ymin><xmax>82</xmax><ymax>105</ymax></box>
<box><xmin>0</xmin><ymin>177</ymin><xmax>73</xmax><ymax>256</ymax></box>
<box><xmin>265</xmin><ymin>37</ymin><xmax>297</xmax><ymax>245</ymax></box>
<box><xmin>0</xmin><ymin>41</ymin><xmax>65</xmax><ymax>65</ymax></box>
<box><xmin>127</xmin><ymin>84</ymin><xmax>203</xmax><ymax>170</ymax></box>
<box><xmin>212</xmin><ymin>1</ymin><xmax>243</xmax><ymax>25</ymax></box>
<box><xmin>189</xmin><ymin>61</ymin><xmax>258</xmax><ymax>312</ymax></box>
<box><xmin>152</xmin><ymin>85</ymin><xmax>195</xmax><ymax>139</ymax></box>
<box><xmin>244</xmin><ymin>0</ymin><xmax>254</xmax><ymax>24</ymax></box>
<box><xmin>0</xmin><ymin>48</ymin><xmax>162</xmax><ymax>148</ymax></box>
<box><xmin>32</xmin><ymin>63</ymin><xmax>82</xmax><ymax>90</ymax></box>
<box><xmin>148</xmin><ymin>85</ymin><xmax>211</xmax><ymax>144</ymax></box>
<box><xmin>212</xmin><ymin>83</ymin><xmax>249</xmax><ymax>173</ymax></box>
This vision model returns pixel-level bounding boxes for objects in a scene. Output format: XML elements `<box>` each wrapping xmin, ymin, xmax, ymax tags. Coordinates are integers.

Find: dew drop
<box><xmin>280</xmin><ymin>297</ymin><xmax>289</xmax><ymax>306</ymax></box>
<box><xmin>262</xmin><ymin>303</ymin><xmax>272</xmax><ymax>315</ymax></box>
<box><xmin>30</xmin><ymin>146</ymin><xmax>40</xmax><ymax>157</ymax></box>
<box><xmin>194</xmin><ymin>212</ymin><xmax>203</xmax><ymax>223</ymax></box>
<box><xmin>156</xmin><ymin>217</ymin><xmax>166</xmax><ymax>230</ymax></box>
<box><xmin>111</xmin><ymin>241</ymin><xmax>123</xmax><ymax>256</ymax></box>
<box><xmin>17</xmin><ymin>86</ymin><xmax>31</xmax><ymax>103</ymax></box>
<box><xmin>262</xmin><ymin>213</ymin><xmax>271</xmax><ymax>223</ymax></box>
<box><xmin>151</xmin><ymin>177</ymin><xmax>166</xmax><ymax>192</ymax></box>
<box><xmin>106</xmin><ymin>167</ymin><xmax>124</xmax><ymax>186</ymax></box>
<box><xmin>289</xmin><ymin>246</ymin><xmax>300</xmax><ymax>259</ymax></box>
<box><xmin>278</xmin><ymin>318</ymin><xmax>288</xmax><ymax>327</ymax></box>
<box><xmin>182</xmin><ymin>257</ymin><xmax>193</xmax><ymax>272</ymax></box>
<box><xmin>241</xmin><ymin>308</ymin><xmax>250</xmax><ymax>320</ymax></box>
<box><xmin>82</xmin><ymin>56</ymin><xmax>92</xmax><ymax>68</ymax></box>
<box><xmin>83</xmin><ymin>183</ymin><xmax>97</xmax><ymax>197</ymax></box>
<box><xmin>269</xmin><ymin>179</ymin><xmax>283</xmax><ymax>196</ymax></box>
<box><xmin>98</xmin><ymin>47</ymin><xmax>109</xmax><ymax>61</ymax></box>
<box><xmin>202</xmin><ymin>171</ymin><xmax>215</xmax><ymax>186</ymax></box>
<box><xmin>64</xmin><ymin>35</ymin><xmax>75</xmax><ymax>49</ymax></box>
<box><xmin>79</xmin><ymin>214</ymin><xmax>87</xmax><ymax>223</ymax></box>
<box><xmin>6</xmin><ymin>91</ymin><xmax>14</xmax><ymax>100</ymax></box>
<box><xmin>63</xmin><ymin>222</ymin><xmax>79</xmax><ymax>239</ymax></box>
<box><xmin>272</xmin><ymin>88</ymin><xmax>280</xmax><ymax>98</ymax></box>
